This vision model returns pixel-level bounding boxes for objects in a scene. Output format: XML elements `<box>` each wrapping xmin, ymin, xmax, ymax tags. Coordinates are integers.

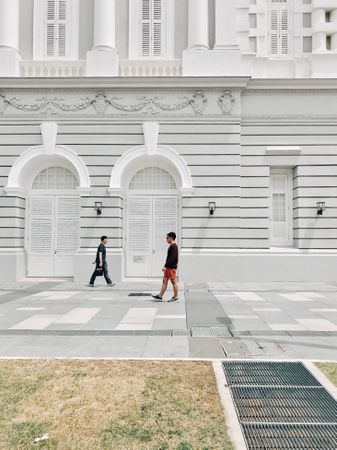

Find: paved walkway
<box><xmin>0</xmin><ymin>279</ymin><xmax>336</xmax><ymax>360</ymax></box>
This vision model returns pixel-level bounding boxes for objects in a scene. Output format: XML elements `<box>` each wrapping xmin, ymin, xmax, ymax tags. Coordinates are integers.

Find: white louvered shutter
<box><xmin>269</xmin><ymin>2</ymin><xmax>289</xmax><ymax>56</ymax></box>
<box><xmin>127</xmin><ymin>197</ymin><xmax>152</xmax><ymax>252</ymax></box>
<box><xmin>55</xmin><ymin>197</ymin><xmax>80</xmax><ymax>254</ymax></box>
<box><xmin>141</xmin><ymin>0</ymin><xmax>163</xmax><ymax>58</ymax></box>
<box><xmin>153</xmin><ymin>197</ymin><xmax>178</xmax><ymax>254</ymax></box>
<box><xmin>46</xmin><ymin>0</ymin><xmax>68</xmax><ymax>58</ymax></box>
<box><xmin>30</xmin><ymin>197</ymin><xmax>54</xmax><ymax>254</ymax></box>
<box><xmin>271</xmin><ymin>172</ymin><xmax>293</xmax><ymax>246</ymax></box>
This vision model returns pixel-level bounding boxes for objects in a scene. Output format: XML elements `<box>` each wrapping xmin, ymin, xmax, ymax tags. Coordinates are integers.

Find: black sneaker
<box><xmin>168</xmin><ymin>297</ymin><xmax>179</xmax><ymax>303</ymax></box>
<box><xmin>152</xmin><ymin>294</ymin><xmax>163</xmax><ymax>300</ymax></box>
<box><xmin>88</xmin><ymin>284</ymin><xmax>95</xmax><ymax>287</ymax></box>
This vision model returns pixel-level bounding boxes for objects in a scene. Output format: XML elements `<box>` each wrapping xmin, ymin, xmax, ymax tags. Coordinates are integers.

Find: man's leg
<box><xmin>103</xmin><ymin>263</ymin><xmax>112</xmax><ymax>285</ymax></box>
<box><xmin>89</xmin><ymin>269</ymin><xmax>97</xmax><ymax>285</ymax></box>
<box><xmin>171</xmin><ymin>278</ymin><xmax>179</xmax><ymax>299</ymax></box>
<box><xmin>159</xmin><ymin>277</ymin><xmax>169</xmax><ymax>298</ymax></box>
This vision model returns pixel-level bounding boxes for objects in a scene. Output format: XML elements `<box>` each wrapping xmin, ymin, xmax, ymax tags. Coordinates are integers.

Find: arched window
<box><xmin>32</xmin><ymin>167</ymin><xmax>79</xmax><ymax>190</ymax></box>
<box><xmin>33</xmin><ymin>0</ymin><xmax>79</xmax><ymax>60</ymax></box>
<box><xmin>269</xmin><ymin>0</ymin><xmax>290</xmax><ymax>56</ymax></box>
<box><xmin>129</xmin><ymin>167</ymin><xmax>176</xmax><ymax>190</ymax></box>
<box><xmin>129</xmin><ymin>0</ymin><xmax>174</xmax><ymax>59</ymax></box>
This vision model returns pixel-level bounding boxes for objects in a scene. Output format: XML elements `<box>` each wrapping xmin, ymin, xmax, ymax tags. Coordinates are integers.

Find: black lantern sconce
<box><xmin>94</xmin><ymin>201</ymin><xmax>103</xmax><ymax>216</ymax></box>
<box><xmin>209</xmin><ymin>202</ymin><xmax>216</xmax><ymax>216</ymax></box>
<box><xmin>316</xmin><ymin>201</ymin><xmax>326</xmax><ymax>216</ymax></box>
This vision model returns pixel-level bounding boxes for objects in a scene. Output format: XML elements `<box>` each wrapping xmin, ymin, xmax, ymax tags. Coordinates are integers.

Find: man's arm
<box><xmin>98</xmin><ymin>251</ymin><xmax>103</xmax><ymax>268</ymax></box>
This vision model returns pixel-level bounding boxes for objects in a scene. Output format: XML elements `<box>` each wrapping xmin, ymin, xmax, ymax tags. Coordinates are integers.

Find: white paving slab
<box><xmin>228</xmin><ymin>315</ymin><xmax>259</xmax><ymax>319</ymax></box>
<box><xmin>31</xmin><ymin>291</ymin><xmax>82</xmax><ymax>300</ymax></box>
<box><xmin>279</xmin><ymin>293</ymin><xmax>314</xmax><ymax>302</ymax></box>
<box><xmin>270</xmin><ymin>323</ymin><xmax>306</xmax><ymax>331</ymax></box>
<box><xmin>11</xmin><ymin>315</ymin><xmax>61</xmax><ymax>330</ymax></box>
<box><xmin>297</xmin><ymin>292</ymin><xmax>325</xmax><ymax>298</ymax></box>
<box><xmin>253</xmin><ymin>307</ymin><xmax>282</xmax><ymax>312</ymax></box>
<box><xmin>16</xmin><ymin>307</ymin><xmax>46</xmax><ymax>311</ymax></box>
<box><xmin>156</xmin><ymin>315</ymin><xmax>186</xmax><ymax>319</ymax></box>
<box><xmin>56</xmin><ymin>308</ymin><xmax>101</xmax><ymax>324</ymax></box>
<box><xmin>233</xmin><ymin>292</ymin><xmax>265</xmax><ymax>302</ymax></box>
<box><xmin>310</xmin><ymin>309</ymin><xmax>337</xmax><ymax>313</ymax></box>
<box><xmin>115</xmin><ymin>308</ymin><xmax>157</xmax><ymax>330</ymax></box>
<box><xmin>295</xmin><ymin>318</ymin><xmax>337</xmax><ymax>332</ymax></box>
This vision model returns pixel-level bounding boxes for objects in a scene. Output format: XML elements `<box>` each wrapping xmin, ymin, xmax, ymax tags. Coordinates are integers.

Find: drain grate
<box><xmin>191</xmin><ymin>327</ymin><xmax>232</xmax><ymax>337</ymax></box>
<box><xmin>231</xmin><ymin>386</ymin><xmax>337</xmax><ymax>423</ymax></box>
<box><xmin>128</xmin><ymin>293</ymin><xmax>152</xmax><ymax>297</ymax></box>
<box><xmin>223</xmin><ymin>361</ymin><xmax>320</xmax><ymax>387</ymax></box>
<box><xmin>242</xmin><ymin>423</ymin><xmax>337</xmax><ymax>450</ymax></box>
<box><xmin>222</xmin><ymin>362</ymin><xmax>337</xmax><ymax>450</ymax></box>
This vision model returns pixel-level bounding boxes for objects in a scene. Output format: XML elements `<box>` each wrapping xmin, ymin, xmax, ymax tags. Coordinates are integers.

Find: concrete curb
<box><xmin>212</xmin><ymin>360</ymin><xmax>247</xmax><ymax>450</ymax></box>
<box><xmin>305</xmin><ymin>361</ymin><xmax>337</xmax><ymax>401</ymax></box>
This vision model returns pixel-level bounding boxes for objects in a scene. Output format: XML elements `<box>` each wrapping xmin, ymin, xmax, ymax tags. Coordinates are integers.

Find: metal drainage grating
<box><xmin>242</xmin><ymin>423</ymin><xmax>337</xmax><ymax>450</ymax></box>
<box><xmin>231</xmin><ymin>386</ymin><xmax>337</xmax><ymax>423</ymax></box>
<box><xmin>222</xmin><ymin>362</ymin><xmax>337</xmax><ymax>450</ymax></box>
<box><xmin>191</xmin><ymin>327</ymin><xmax>232</xmax><ymax>337</ymax></box>
<box><xmin>128</xmin><ymin>293</ymin><xmax>152</xmax><ymax>297</ymax></box>
<box><xmin>222</xmin><ymin>361</ymin><xmax>320</xmax><ymax>387</ymax></box>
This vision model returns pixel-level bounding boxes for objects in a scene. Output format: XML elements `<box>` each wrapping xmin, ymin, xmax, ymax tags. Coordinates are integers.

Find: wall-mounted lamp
<box><xmin>316</xmin><ymin>201</ymin><xmax>326</xmax><ymax>216</ymax></box>
<box><xmin>209</xmin><ymin>202</ymin><xmax>216</xmax><ymax>216</ymax></box>
<box><xmin>94</xmin><ymin>201</ymin><xmax>103</xmax><ymax>216</ymax></box>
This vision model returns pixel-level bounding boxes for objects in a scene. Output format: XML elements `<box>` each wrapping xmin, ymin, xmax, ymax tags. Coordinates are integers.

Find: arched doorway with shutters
<box><xmin>126</xmin><ymin>166</ymin><xmax>179</xmax><ymax>278</ymax></box>
<box><xmin>27</xmin><ymin>166</ymin><xmax>80</xmax><ymax>277</ymax></box>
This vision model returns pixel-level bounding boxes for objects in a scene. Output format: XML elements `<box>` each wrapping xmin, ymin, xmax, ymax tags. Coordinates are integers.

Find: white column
<box><xmin>331</xmin><ymin>9</ymin><xmax>337</xmax><ymax>51</ymax></box>
<box><xmin>188</xmin><ymin>0</ymin><xmax>209</xmax><ymax>49</ymax></box>
<box><xmin>312</xmin><ymin>8</ymin><xmax>326</xmax><ymax>52</ymax></box>
<box><xmin>0</xmin><ymin>0</ymin><xmax>20</xmax><ymax>76</ymax></box>
<box><xmin>93</xmin><ymin>0</ymin><xmax>116</xmax><ymax>50</ymax></box>
<box><xmin>214</xmin><ymin>0</ymin><xmax>237</xmax><ymax>48</ymax></box>
<box><xmin>87</xmin><ymin>0</ymin><xmax>118</xmax><ymax>76</ymax></box>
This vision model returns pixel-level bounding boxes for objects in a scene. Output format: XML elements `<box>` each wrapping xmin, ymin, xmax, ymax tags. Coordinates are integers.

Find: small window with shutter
<box><xmin>33</xmin><ymin>0</ymin><xmax>79</xmax><ymax>60</ymax></box>
<box><xmin>270</xmin><ymin>169</ymin><xmax>293</xmax><ymax>247</ymax></box>
<box><xmin>269</xmin><ymin>0</ymin><xmax>290</xmax><ymax>57</ymax></box>
<box><xmin>129</xmin><ymin>0</ymin><xmax>174</xmax><ymax>60</ymax></box>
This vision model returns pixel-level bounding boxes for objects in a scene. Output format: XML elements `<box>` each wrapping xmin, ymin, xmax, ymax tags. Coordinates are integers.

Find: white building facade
<box><xmin>0</xmin><ymin>0</ymin><xmax>337</xmax><ymax>283</ymax></box>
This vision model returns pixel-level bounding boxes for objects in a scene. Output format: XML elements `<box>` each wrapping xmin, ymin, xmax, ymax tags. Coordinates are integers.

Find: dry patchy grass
<box><xmin>316</xmin><ymin>362</ymin><xmax>337</xmax><ymax>387</ymax></box>
<box><xmin>0</xmin><ymin>360</ymin><xmax>234</xmax><ymax>450</ymax></box>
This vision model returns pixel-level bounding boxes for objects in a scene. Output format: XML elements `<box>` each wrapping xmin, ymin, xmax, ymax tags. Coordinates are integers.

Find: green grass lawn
<box><xmin>0</xmin><ymin>360</ymin><xmax>234</xmax><ymax>450</ymax></box>
<box><xmin>316</xmin><ymin>362</ymin><xmax>337</xmax><ymax>386</ymax></box>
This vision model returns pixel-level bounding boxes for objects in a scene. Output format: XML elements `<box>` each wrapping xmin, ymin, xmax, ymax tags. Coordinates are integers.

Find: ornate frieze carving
<box><xmin>0</xmin><ymin>90</ymin><xmax>236</xmax><ymax>117</ymax></box>
<box><xmin>218</xmin><ymin>90</ymin><xmax>235</xmax><ymax>114</ymax></box>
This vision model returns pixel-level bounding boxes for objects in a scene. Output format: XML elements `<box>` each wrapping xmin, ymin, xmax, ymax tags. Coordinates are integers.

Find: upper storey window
<box><xmin>269</xmin><ymin>0</ymin><xmax>290</xmax><ymax>56</ymax></box>
<box><xmin>129</xmin><ymin>0</ymin><xmax>174</xmax><ymax>59</ymax></box>
<box><xmin>34</xmin><ymin>0</ymin><xmax>79</xmax><ymax>60</ymax></box>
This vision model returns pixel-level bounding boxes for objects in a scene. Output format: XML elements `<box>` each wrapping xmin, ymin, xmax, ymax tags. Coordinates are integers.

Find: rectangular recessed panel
<box><xmin>222</xmin><ymin>362</ymin><xmax>320</xmax><ymax>387</ymax></box>
<box><xmin>231</xmin><ymin>386</ymin><xmax>337</xmax><ymax>423</ymax></box>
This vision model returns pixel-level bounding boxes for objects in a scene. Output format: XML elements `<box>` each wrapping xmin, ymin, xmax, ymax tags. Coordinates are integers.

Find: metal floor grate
<box><xmin>223</xmin><ymin>362</ymin><xmax>337</xmax><ymax>450</ymax></box>
<box><xmin>231</xmin><ymin>386</ymin><xmax>337</xmax><ymax>423</ymax></box>
<box><xmin>191</xmin><ymin>327</ymin><xmax>232</xmax><ymax>337</ymax></box>
<box><xmin>242</xmin><ymin>423</ymin><xmax>337</xmax><ymax>450</ymax></box>
<box><xmin>223</xmin><ymin>361</ymin><xmax>320</xmax><ymax>386</ymax></box>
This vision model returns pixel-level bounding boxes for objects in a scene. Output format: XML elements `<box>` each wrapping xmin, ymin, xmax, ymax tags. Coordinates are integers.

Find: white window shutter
<box><xmin>269</xmin><ymin>3</ymin><xmax>289</xmax><ymax>57</ymax></box>
<box><xmin>127</xmin><ymin>197</ymin><xmax>152</xmax><ymax>252</ymax></box>
<box><xmin>29</xmin><ymin>197</ymin><xmax>54</xmax><ymax>254</ymax></box>
<box><xmin>44</xmin><ymin>0</ymin><xmax>68</xmax><ymax>58</ymax></box>
<box><xmin>141</xmin><ymin>0</ymin><xmax>163</xmax><ymax>58</ymax></box>
<box><xmin>270</xmin><ymin>171</ymin><xmax>293</xmax><ymax>247</ymax></box>
<box><xmin>46</xmin><ymin>0</ymin><xmax>56</xmax><ymax>57</ymax></box>
<box><xmin>56</xmin><ymin>197</ymin><xmax>80</xmax><ymax>254</ymax></box>
<box><xmin>153</xmin><ymin>197</ymin><xmax>178</xmax><ymax>253</ymax></box>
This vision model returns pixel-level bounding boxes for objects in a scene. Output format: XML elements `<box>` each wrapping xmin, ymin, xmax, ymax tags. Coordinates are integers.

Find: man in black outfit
<box><xmin>89</xmin><ymin>236</ymin><xmax>115</xmax><ymax>287</ymax></box>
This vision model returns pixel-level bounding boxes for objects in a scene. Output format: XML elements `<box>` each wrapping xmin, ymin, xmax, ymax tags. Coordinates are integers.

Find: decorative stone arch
<box><xmin>108</xmin><ymin>145</ymin><xmax>193</xmax><ymax>195</ymax></box>
<box><xmin>4</xmin><ymin>145</ymin><xmax>91</xmax><ymax>197</ymax></box>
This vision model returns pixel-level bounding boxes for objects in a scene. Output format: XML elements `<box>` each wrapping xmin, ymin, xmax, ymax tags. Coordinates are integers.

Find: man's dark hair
<box><xmin>101</xmin><ymin>236</ymin><xmax>107</xmax><ymax>241</ymax></box>
<box><xmin>167</xmin><ymin>232</ymin><xmax>176</xmax><ymax>240</ymax></box>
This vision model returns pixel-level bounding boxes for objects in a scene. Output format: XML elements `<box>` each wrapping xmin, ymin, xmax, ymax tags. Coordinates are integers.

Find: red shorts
<box><xmin>164</xmin><ymin>268</ymin><xmax>177</xmax><ymax>280</ymax></box>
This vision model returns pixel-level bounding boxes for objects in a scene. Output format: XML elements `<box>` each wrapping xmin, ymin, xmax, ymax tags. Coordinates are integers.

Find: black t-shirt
<box><xmin>165</xmin><ymin>243</ymin><xmax>179</xmax><ymax>269</ymax></box>
<box><xmin>95</xmin><ymin>243</ymin><xmax>106</xmax><ymax>265</ymax></box>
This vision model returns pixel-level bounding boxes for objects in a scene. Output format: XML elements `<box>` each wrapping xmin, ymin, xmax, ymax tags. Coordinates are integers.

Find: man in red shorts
<box><xmin>152</xmin><ymin>232</ymin><xmax>179</xmax><ymax>302</ymax></box>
